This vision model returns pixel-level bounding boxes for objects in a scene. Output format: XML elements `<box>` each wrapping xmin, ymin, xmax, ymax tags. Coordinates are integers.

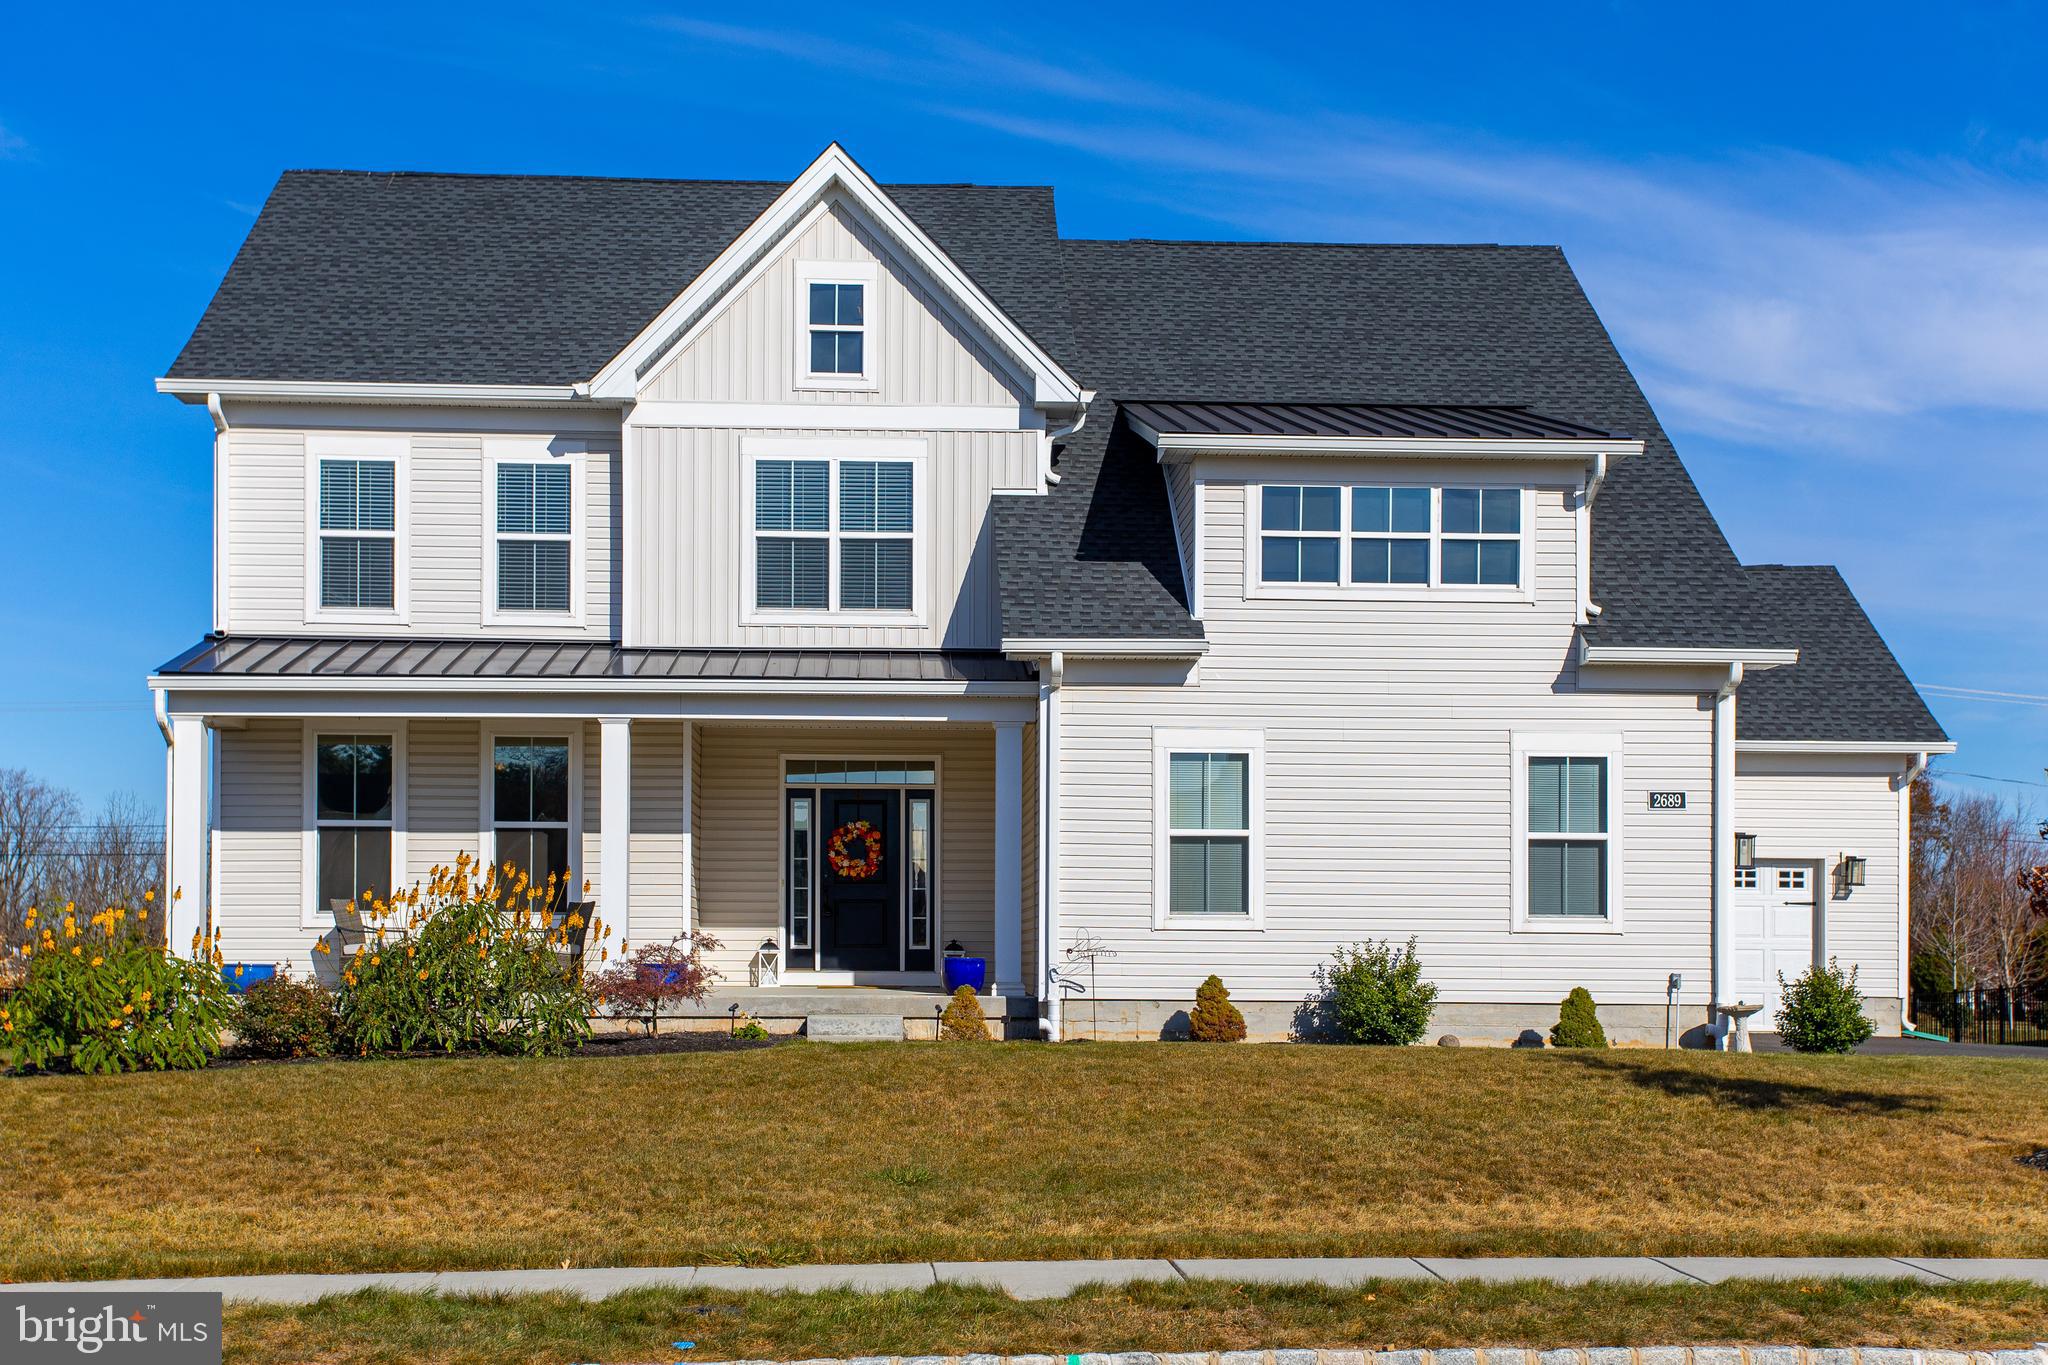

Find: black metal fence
<box><xmin>1916</xmin><ymin>987</ymin><xmax>2048</xmax><ymax>1047</ymax></box>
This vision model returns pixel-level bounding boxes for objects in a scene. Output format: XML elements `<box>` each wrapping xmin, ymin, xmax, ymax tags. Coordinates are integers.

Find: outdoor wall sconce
<box><xmin>1838</xmin><ymin>854</ymin><xmax>1866</xmax><ymax>888</ymax></box>
<box><xmin>1734</xmin><ymin>833</ymin><xmax>1757</xmax><ymax>869</ymax></box>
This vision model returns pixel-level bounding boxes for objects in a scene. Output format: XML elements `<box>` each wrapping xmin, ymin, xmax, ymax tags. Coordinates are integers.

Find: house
<box><xmin>148</xmin><ymin>144</ymin><xmax>1951</xmax><ymax>1044</ymax></box>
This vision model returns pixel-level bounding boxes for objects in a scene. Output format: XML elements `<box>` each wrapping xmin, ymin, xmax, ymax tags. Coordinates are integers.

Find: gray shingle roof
<box><xmin>166</xmin><ymin>170</ymin><xmax>1073</xmax><ymax>385</ymax></box>
<box><xmin>156</xmin><ymin>636</ymin><xmax>1037</xmax><ymax>685</ymax></box>
<box><xmin>995</xmin><ymin>239</ymin><xmax>1783</xmax><ymax>651</ymax></box>
<box><xmin>1735</xmin><ymin>568</ymin><xmax>1948</xmax><ymax>745</ymax></box>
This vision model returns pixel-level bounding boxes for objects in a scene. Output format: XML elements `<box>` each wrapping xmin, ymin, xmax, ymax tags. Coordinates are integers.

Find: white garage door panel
<box><xmin>1730</xmin><ymin>862</ymin><xmax>1816</xmax><ymax>1027</ymax></box>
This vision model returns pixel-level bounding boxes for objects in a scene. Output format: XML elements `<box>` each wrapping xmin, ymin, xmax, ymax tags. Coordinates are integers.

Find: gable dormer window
<box><xmin>795</xmin><ymin>260</ymin><xmax>878</xmax><ymax>390</ymax></box>
<box><xmin>1249</xmin><ymin>480</ymin><xmax>1531</xmax><ymax>599</ymax></box>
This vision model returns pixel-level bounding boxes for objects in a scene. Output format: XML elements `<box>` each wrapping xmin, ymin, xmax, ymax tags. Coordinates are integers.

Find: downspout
<box><xmin>1038</xmin><ymin>391</ymin><xmax>1095</xmax><ymax>488</ymax></box>
<box><xmin>206</xmin><ymin>392</ymin><xmax>230</xmax><ymax>434</ymax></box>
<box><xmin>1710</xmin><ymin>661</ymin><xmax>1743</xmax><ymax>1047</ymax></box>
<box><xmin>208</xmin><ymin>394</ymin><xmax>229</xmax><ymax>634</ymax></box>
<box><xmin>1038</xmin><ymin>650</ymin><xmax>1064</xmax><ymax>1040</ymax></box>
<box><xmin>1898</xmin><ymin>751</ymin><xmax>1930</xmax><ymax>1020</ymax></box>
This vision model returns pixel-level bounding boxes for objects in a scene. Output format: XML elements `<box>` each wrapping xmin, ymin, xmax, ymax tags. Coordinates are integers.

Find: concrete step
<box><xmin>803</xmin><ymin>1014</ymin><xmax>905</xmax><ymax>1042</ymax></box>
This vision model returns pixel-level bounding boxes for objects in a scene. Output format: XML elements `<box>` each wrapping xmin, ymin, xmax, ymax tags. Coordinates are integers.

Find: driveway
<box><xmin>1752</xmin><ymin>1033</ymin><xmax>2048</xmax><ymax>1059</ymax></box>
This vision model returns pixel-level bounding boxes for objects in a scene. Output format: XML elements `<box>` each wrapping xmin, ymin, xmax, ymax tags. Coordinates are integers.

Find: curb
<box><xmin>672</xmin><ymin>1350</ymin><xmax>2048</xmax><ymax>1365</ymax></box>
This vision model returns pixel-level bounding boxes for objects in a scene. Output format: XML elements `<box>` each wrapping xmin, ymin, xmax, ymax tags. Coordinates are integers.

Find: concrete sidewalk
<box><xmin>6</xmin><ymin>1255</ymin><xmax>2048</xmax><ymax>1304</ymax></box>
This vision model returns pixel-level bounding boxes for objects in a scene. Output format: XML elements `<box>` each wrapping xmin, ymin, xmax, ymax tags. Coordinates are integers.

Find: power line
<box><xmin>1933</xmin><ymin>769</ymin><xmax>2048</xmax><ymax>790</ymax></box>
<box><xmin>1921</xmin><ymin>684</ymin><xmax>2048</xmax><ymax>710</ymax></box>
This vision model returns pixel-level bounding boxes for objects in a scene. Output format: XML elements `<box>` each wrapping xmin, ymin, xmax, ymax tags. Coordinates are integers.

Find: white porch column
<box><xmin>600</xmin><ymin>717</ymin><xmax>632</xmax><ymax>949</ymax></box>
<box><xmin>166</xmin><ymin>714</ymin><xmax>208</xmax><ymax>957</ymax></box>
<box><xmin>993</xmin><ymin>719</ymin><xmax>1024</xmax><ymax>995</ymax></box>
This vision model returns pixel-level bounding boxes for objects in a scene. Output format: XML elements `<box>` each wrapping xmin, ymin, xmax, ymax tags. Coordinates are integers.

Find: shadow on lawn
<box><xmin>1559</xmin><ymin>1054</ymin><xmax>1940</xmax><ymax>1115</ymax></box>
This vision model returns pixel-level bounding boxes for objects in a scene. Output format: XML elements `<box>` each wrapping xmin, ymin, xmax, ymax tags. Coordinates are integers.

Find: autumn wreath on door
<box><xmin>826</xmin><ymin>819</ymin><xmax>884</xmax><ymax>880</ymax></box>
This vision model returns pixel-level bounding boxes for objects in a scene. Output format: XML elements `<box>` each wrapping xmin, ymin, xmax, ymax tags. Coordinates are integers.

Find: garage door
<box><xmin>1729</xmin><ymin>862</ymin><xmax>1817</xmax><ymax>1028</ymax></box>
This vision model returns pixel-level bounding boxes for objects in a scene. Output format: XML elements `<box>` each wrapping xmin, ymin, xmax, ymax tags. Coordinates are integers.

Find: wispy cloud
<box><xmin>0</xmin><ymin>121</ymin><xmax>28</xmax><ymax>160</ymax></box>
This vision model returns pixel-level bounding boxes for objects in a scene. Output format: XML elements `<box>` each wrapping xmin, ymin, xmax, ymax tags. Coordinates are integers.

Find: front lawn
<box><xmin>223</xmin><ymin>1280</ymin><xmax>2048</xmax><ymax>1365</ymax></box>
<box><xmin>5</xmin><ymin>1044</ymin><xmax>2047</xmax><ymax>1281</ymax></box>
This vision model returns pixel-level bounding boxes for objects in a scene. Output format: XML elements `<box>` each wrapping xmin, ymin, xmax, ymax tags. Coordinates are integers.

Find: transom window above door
<box><xmin>1253</xmin><ymin>482</ymin><xmax>1529</xmax><ymax>593</ymax></box>
<box><xmin>746</xmin><ymin>442</ymin><xmax>923</xmax><ymax>621</ymax></box>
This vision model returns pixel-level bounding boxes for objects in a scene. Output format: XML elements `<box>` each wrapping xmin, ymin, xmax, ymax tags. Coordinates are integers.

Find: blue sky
<box><xmin>2</xmin><ymin>2</ymin><xmax>2045</xmax><ymax>813</ymax></box>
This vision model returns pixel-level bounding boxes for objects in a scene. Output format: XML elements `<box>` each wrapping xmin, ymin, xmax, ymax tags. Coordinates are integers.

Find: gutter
<box><xmin>1001</xmin><ymin>637</ymin><xmax>1207</xmax><ymax>659</ymax></box>
<box><xmin>1037</xmin><ymin>390</ymin><xmax>1095</xmax><ymax>487</ymax></box>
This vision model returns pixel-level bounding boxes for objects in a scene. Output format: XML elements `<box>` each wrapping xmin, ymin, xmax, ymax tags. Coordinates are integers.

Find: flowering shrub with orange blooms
<box><xmin>333</xmin><ymin>853</ymin><xmax>608</xmax><ymax>1057</ymax></box>
<box><xmin>3</xmin><ymin>891</ymin><xmax>236</xmax><ymax>1074</ymax></box>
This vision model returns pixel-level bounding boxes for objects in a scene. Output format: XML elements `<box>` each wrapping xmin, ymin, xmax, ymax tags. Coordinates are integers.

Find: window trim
<box><xmin>740</xmin><ymin>438</ymin><xmax>930</xmax><ymax>627</ymax></box>
<box><xmin>1510</xmin><ymin>730</ymin><xmax>1626</xmax><ymax>934</ymax></box>
<box><xmin>793</xmin><ymin>259</ymin><xmax>879</xmax><ymax>392</ymax></box>
<box><xmin>480</xmin><ymin>726</ymin><xmax>584</xmax><ymax>903</ymax></box>
<box><xmin>300</xmin><ymin>721</ymin><xmax>407</xmax><ymax>930</ymax></box>
<box><xmin>304</xmin><ymin>434</ymin><xmax>410</xmax><ymax>626</ymax></box>
<box><xmin>481</xmin><ymin>438</ymin><xmax>587</xmax><ymax>628</ymax></box>
<box><xmin>1243</xmin><ymin>479</ymin><xmax>1535</xmax><ymax>603</ymax></box>
<box><xmin>1152</xmin><ymin>727</ymin><xmax>1265</xmax><ymax>931</ymax></box>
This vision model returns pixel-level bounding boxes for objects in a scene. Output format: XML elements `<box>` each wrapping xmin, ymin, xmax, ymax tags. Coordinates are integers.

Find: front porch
<box><xmin>617</xmin><ymin>984</ymin><xmax>1038</xmax><ymax>1040</ymax></box>
<box><xmin>154</xmin><ymin>657</ymin><xmax>1042</xmax><ymax>1013</ymax></box>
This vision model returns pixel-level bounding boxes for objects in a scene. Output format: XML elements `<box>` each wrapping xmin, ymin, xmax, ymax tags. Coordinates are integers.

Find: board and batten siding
<box><xmin>628</xmin><ymin>426</ymin><xmax>1038</xmax><ymax>648</ymax></box>
<box><xmin>692</xmin><ymin>725</ymin><xmax>1006</xmax><ymax>984</ymax></box>
<box><xmin>642</xmin><ymin>200</ymin><xmax>1029</xmax><ymax>407</ymax></box>
<box><xmin>1055</xmin><ymin>468</ymin><xmax>1718</xmax><ymax>1008</ymax></box>
<box><xmin>1735</xmin><ymin>752</ymin><xmax>1907</xmax><ymax>1002</ymax></box>
<box><xmin>219</xmin><ymin>425</ymin><xmax>618</xmax><ymax>638</ymax></box>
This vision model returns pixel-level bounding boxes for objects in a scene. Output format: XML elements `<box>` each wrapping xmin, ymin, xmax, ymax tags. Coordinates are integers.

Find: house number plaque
<box><xmin>1648</xmin><ymin>791</ymin><xmax>1687</xmax><ymax>810</ymax></box>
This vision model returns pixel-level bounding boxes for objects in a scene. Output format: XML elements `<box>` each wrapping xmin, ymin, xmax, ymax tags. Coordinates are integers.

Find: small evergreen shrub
<box><xmin>4</xmin><ymin>897</ymin><xmax>236</xmax><ymax>1074</ymax></box>
<box><xmin>1187</xmin><ymin>974</ymin><xmax>1247</xmax><ymax>1041</ymax></box>
<box><xmin>1550</xmin><ymin>986</ymin><xmax>1608</xmax><ymax>1048</ymax></box>
<box><xmin>731</xmin><ymin>1013</ymin><xmax>770</xmax><ymax>1041</ymax></box>
<box><xmin>939</xmin><ymin>984</ymin><xmax>990</xmax><ymax>1041</ymax></box>
<box><xmin>235</xmin><ymin>976</ymin><xmax>338</xmax><ymax>1058</ymax></box>
<box><xmin>334</xmin><ymin>853</ymin><xmax>603</xmax><ymax>1057</ymax></box>
<box><xmin>1776</xmin><ymin>957</ymin><xmax>1876</xmax><ymax>1053</ymax></box>
<box><xmin>1317</xmin><ymin>937</ymin><xmax>1438</xmax><ymax>1045</ymax></box>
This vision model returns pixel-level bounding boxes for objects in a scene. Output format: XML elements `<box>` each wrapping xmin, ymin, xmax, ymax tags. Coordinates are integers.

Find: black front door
<box><xmin>819</xmin><ymin>790</ymin><xmax>899</xmax><ymax>971</ymax></box>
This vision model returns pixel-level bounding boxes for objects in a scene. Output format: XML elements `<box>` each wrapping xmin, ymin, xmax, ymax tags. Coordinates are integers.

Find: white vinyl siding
<box><xmin>644</xmin><ymin>201</ymin><xmax>1027</xmax><ymax>407</ymax></box>
<box><xmin>1056</xmin><ymin>469</ymin><xmax>1713</xmax><ymax>1006</ymax></box>
<box><xmin>221</xmin><ymin>419</ymin><xmax>615</xmax><ymax>638</ymax></box>
<box><xmin>1736</xmin><ymin>752</ymin><xmax>1908</xmax><ymax>1008</ymax></box>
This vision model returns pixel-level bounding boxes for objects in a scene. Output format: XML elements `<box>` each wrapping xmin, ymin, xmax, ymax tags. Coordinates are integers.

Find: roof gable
<box><xmin>1736</xmin><ymin>566</ymin><xmax>1949</xmax><ymax>746</ymax></box>
<box><xmin>590</xmin><ymin>144</ymin><xmax>1082</xmax><ymax>406</ymax></box>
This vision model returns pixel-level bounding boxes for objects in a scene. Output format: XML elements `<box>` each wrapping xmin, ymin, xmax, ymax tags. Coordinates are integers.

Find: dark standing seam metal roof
<box><xmin>1735</xmin><ymin>568</ymin><xmax>1949</xmax><ymax>745</ymax></box>
<box><xmin>165</xmin><ymin>171</ymin><xmax>1073</xmax><ymax>386</ymax></box>
<box><xmin>154</xmin><ymin>637</ymin><xmax>1038</xmax><ymax>685</ymax></box>
<box><xmin>1121</xmin><ymin>400</ymin><xmax>1627</xmax><ymax>443</ymax></box>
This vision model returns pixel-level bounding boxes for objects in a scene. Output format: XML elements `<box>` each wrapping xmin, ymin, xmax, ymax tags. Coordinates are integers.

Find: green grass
<box><xmin>6</xmin><ymin>1043</ymin><xmax>2048</xmax><ymax>1282</ymax></box>
<box><xmin>220</xmin><ymin>1280</ymin><xmax>2048</xmax><ymax>1365</ymax></box>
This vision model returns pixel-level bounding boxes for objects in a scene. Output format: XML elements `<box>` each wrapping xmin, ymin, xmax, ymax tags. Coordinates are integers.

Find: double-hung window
<box><xmin>1514</xmin><ymin>734</ymin><xmax>1621</xmax><ymax>928</ymax></box>
<box><xmin>796</xmin><ymin>261</ymin><xmax>877</xmax><ymax>388</ymax></box>
<box><xmin>494</xmin><ymin>462</ymin><xmax>574</xmax><ymax>613</ymax></box>
<box><xmin>1253</xmin><ymin>482</ymin><xmax>1527</xmax><ymax>593</ymax></box>
<box><xmin>492</xmin><ymin>737</ymin><xmax>572</xmax><ymax>906</ymax></box>
<box><xmin>807</xmin><ymin>281</ymin><xmax>865</xmax><ymax>376</ymax></box>
<box><xmin>317</xmin><ymin>459</ymin><xmax>396</xmax><ymax>610</ymax></box>
<box><xmin>749</xmin><ymin>446</ymin><xmax>921</xmax><ymax>618</ymax></box>
<box><xmin>314</xmin><ymin>733</ymin><xmax>394</xmax><ymax>916</ymax></box>
<box><xmin>1154</xmin><ymin>730</ymin><xmax>1263</xmax><ymax>927</ymax></box>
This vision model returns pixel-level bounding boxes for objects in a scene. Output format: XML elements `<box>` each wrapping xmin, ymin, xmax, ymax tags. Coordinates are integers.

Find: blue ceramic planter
<box><xmin>637</xmin><ymin>963</ymin><xmax>687</xmax><ymax>987</ymax></box>
<box><xmin>942</xmin><ymin>956</ymin><xmax>987</xmax><ymax>994</ymax></box>
<box><xmin>221</xmin><ymin>963</ymin><xmax>276</xmax><ymax>994</ymax></box>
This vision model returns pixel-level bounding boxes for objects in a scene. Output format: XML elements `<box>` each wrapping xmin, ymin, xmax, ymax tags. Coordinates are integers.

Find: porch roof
<box><xmin>155</xmin><ymin>636</ymin><xmax>1039</xmax><ymax>685</ymax></box>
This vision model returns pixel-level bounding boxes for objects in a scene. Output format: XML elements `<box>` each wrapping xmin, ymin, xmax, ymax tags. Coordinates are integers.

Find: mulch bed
<box><xmin>2017</xmin><ymin>1148</ymin><xmax>2048</xmax><ymax>1172</ymax></box>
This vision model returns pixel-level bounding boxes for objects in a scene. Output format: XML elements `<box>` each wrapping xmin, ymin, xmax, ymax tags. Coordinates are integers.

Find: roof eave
<box><xmin>156</xmin><ymin>377</ymin><xmax>604</xmax><ymax>406</ymax></box>
<box><xmin>1130</xmin><ymin>418</ymin><xmax>1646</xmax><ymax>462</ymax></box>
<box><xmin>1736</xmin><ymin>739</ymin><xmax>1957</xmax><ymax>756</ymax></box>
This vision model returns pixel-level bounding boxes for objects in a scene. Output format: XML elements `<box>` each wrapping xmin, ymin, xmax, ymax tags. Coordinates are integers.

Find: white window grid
<box><xmin>1250</xmin><ymin>482</ymin><xmax>1533</xmax><ymax>596</ymax></box>
<box><xmin>493</xmin><ymin>462</ymin><xmax>574</xmax><ymax>614</ymax></box>
<box><xmin>741</xmin><ymin>441</ymin><xmax>927</xmax><ymax>625</ymax></box>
